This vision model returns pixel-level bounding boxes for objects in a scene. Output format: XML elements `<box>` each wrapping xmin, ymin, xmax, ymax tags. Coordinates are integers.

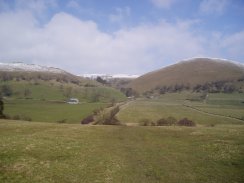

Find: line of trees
<box><xmin>120</xmin><ymin>87</ymin><xmax>139</xmax><ymax>97</ymax></box>
<box><xmin>0</xmin><ymin>72</ymin><xmax>83</xmax><ymax>85</ymax></box>
<box><xmin>140</xmin><ymin>117</ymin><xmax>196</xmax><ymax>127</ymax></box>
<box><xmin>192</xmin><ymin>81</ymin><xmax>238</xmax><ymax>93</ymax></box>
<box><xmin>0</xmin><ymin>85</ymin><xmax>13</xmax><ymax>97</ymax></box>
<box><xmin>151</xmin><ymin>79</ymin><xmax>243</xmax><ymax>95</ymax></box>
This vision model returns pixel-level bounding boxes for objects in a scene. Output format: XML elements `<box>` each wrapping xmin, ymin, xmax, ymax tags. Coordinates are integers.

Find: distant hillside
<box><xmin>0</xmin><ymin>62</ymin><xmax>92</xmax><ymax>85</ymax></box>
<box><xmin>81</xmin><ymin>73</ymin><xmax>139</xmax><ymax>80</ymax></box>
<box><xmin>0</xmin><ymin>62</ymin><xmax>66</xmax><ymax>73</ymax></box>
<box><xmin>0</xmin><ymin>62</ymin><xmax>126</xmax><ymax>102</ymax></box>
<box><xmin>128</xmin><ymin>58</ymin><xmax>244</xmax><ymax>94</ymax></box>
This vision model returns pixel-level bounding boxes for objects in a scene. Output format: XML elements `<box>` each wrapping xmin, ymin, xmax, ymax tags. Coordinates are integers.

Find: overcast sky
<box><xmin>0</xmin><ymin>0</ymin><xmax>244</xmax><ymax>75</ymax></box>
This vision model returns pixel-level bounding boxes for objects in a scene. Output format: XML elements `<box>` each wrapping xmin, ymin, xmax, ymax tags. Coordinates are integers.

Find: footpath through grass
<box><xmin>0</xmin><ymin>120</ymin><xmax>243</xmax><ymax>183</ymax></box>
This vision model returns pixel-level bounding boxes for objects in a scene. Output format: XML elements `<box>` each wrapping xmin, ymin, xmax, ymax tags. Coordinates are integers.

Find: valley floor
<box><xmin>117</xmin><ymin>92</ymin><xmax>244</xmax><ymax>126</ymax></box>
<box><xmin>1</xmin><ymin>92</ymin><xmax>244</xmax><ymax>182</ymax></box>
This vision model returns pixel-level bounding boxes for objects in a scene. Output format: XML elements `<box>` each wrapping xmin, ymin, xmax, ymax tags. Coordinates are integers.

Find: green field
<box><xmin>1</xmin><ymin>79</ymin><xmax>126</xmax><ymax>123</ymax></box>
<box><xmin>4</xmin><ymin>99</ymin><xmax>107</xmax><ymax>123</ymax></box>
<box><xmin>117</xmin><ymin>92</ymin><xmax>244</xmax><ymax>125</ymax></box>
<box><xmin>0</xmin><ymin>121</ymin><xmax>243</xmax><ymax>183</ymax></box>
<box><xmin>1</xmin><ymin>92</ymin><xmax>244</xmax><ymax>182</ymax></box>
<box><xmin>0</xmin><ymin>80</ymin><xmax>126</xmax><ymax>102</ymax></box>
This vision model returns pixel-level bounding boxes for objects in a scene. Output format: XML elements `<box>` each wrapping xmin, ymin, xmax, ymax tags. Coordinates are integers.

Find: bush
<box><xmin>1</xmin><ymin>85</ymin><xmax>13</xmax><ymax>96</ymax></box>
<box><xmin>81</xmin><ymin>115</ymin><xmax>94</xmax><ymax>124</ymax></box>
<box><xmin>177</xmin><ymin>118</ymin><xmax>196</xmax><ymax>127</ymax></box>
<box><xmin>4</xmin><ymin>114</ymin><xmax>10</xmax><ymax>119</ymax></box>
<box><xmin>166</xmin><ymin>116</ymin><xmax>177</xmax><ymax>125</ymax></box>
<box><xmin>157</xmin><ymin>118</ymin><xmax>169</xmax><ymax>126</ymax></box>
<box><xmin>140</xmin><ymin>118</ymin><xmax>153</xmax><ymax>126</ymax></box>
<box><xmin>156</xmin><ymin>116</ymin><xmax>177</xmax><ymax>126</ymax></box>
<box><xmin>13</xmin><ymin>115</ymin><xmax>21</xmax><ymax>120</ymax></box>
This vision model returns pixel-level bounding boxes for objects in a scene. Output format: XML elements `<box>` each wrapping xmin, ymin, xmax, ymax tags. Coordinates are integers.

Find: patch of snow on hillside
<box><xmin>180</xmin><ymin>57</ymin><xmax>244</xmax><ymax>68</ymax></box>
<box><xmin>0</xmin><ymin>62</ymin><xmax>65</xmax><ymax>73</ymax></box>
<box><xmin>80</xmin><ymin>73</ymin><xmax>139</xmax><ymax>80</ymax></box>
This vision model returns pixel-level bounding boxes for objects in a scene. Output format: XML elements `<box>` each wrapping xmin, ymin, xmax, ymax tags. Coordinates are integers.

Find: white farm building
<box><xmin>67</xmin><ymin>98</ymin><xmax>79</xmax><ymax>104</ymax></box>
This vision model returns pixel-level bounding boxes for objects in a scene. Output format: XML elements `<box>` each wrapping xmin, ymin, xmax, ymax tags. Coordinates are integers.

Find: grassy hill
<box><xmin>0</xmin><ymin>65</ymin><xmax>126</xmax><ymax>123</ymax></box>
<box><xmin>128</xmin><ymin>58</ymin><xmax>244</xmax><ymax>94</ymax></box>
<box><xmin>0</xmin><ymin>79</ymin><xmax>126</xmax><ymax>102</ymax></box>
<box><xmin>0</xmin><ymin>66</ymin><xmax>126</xmax><ymax>102</ymax></box>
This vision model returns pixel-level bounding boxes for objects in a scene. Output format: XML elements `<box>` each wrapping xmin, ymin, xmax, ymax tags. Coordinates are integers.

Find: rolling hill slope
<box><xmin>0</xmin><ymin>62</ymin><xmax>126</xmax><ymax>123</ymax></box>
<box><xmin>129</xmin><ymin>58</ymin><xmax>244</xmax><ymax>93</ymax></box>
<box><xmin>0</xmin><ymin>62</ymin><xmax>126</xmax><ymax>102</ymax></box>
<box><xmin>0</xmin><ymin>62</ymin><xmax>91</xmax><ymax>85</ymax></box>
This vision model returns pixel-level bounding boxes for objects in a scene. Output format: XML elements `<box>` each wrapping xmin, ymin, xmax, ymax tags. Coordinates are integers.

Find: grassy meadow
<box><xmin>117</xmin><ymin>92</ymin><xmax>244</xmax><ymax>125</ymax></box>
<box><xmin>0</xmin><ymin>79</ymin><xmax>126</xmax><ymax>123</ymax></box>
<box><xmin>1</xmin><ymin>91</ymin><xmax>244</xmax><ymax>182</ymax></box>
<box><xmin>4</xmin><ymin>99</ymin><xmax>107</xmax><ymax>123</ymax></box>
<box><xmin>0</xmin><ymin>120</ymin><xmax>243</xmax><ymax>183</ymax></box>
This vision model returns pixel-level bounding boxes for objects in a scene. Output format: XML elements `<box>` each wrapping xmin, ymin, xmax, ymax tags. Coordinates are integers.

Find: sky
<box><xmin>0</xmin><ymin>0</ymin><xmax>244</xmax><ymax>75</ymax></box>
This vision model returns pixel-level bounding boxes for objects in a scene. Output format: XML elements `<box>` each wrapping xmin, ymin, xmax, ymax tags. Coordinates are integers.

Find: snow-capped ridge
<box><xmin>80</xmin><ymin>73</ymin><xmax>139</xmax><ymax>80</ymax></box>
<box><xmin>0</xmin><ymin>62</ymin><xmax>66</xmax><ymax>74</ymax></box>
<box><xmin>180</xmin><ymin>57</ymin><xmax>244</xmax><ymax>68</ymax></box>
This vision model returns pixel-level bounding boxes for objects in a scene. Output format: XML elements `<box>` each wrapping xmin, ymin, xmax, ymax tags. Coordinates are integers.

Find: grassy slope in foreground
<box><xmin>129</xmin><ymin>58</ymin><xmax>244</xmax><ymax>93</ymax></box>
<box><xmin>0</xmin><ymin>120</ymin><xmax>243</xmax><ymax>183</ymax></box>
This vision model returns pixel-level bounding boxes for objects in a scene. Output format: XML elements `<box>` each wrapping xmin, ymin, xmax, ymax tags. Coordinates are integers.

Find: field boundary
<box><xmin>183</xmin><ymin>104</ymin><xmax>244</xmax><ymax>122</ymax></box>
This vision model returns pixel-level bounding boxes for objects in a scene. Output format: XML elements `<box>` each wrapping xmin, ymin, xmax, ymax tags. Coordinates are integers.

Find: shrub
<box><xmin>157</xmin><ymin>118</ymin><xmax>169</xmax><ymax>126</ymax></box>
<box><xmin>166</xmin><ymin>116</ymin><xmax>177</xmax><ymax>125</ymax></box>
<box><xmin>13</xmin><ymin>115</ymin><xmax>21</xmax><ymax>120</ymax></box>
<box><xmin>177</xmin><ymin>118</ymin><xmax>196</xmax><ymax>127</ymax></box>
<box><xmin>81</xmin><ymin>115</ymin><xmax>94</xmax><ymax>124</ymax></box>
<box><xmin>4</xmin><ymin>114</ymin><xmax>11</xmax><ymax>119</ymax></box>
<box><xmin>1</xmin><ymin>85</ymin><xmax>13</xmax><ymax>96</ymax></box>
<box><xmin>140</xmin><ymin>118</ymin><xmax>153</xmax><ymax>126</ymax></box>
<box><xmin>156</xmin><ymin>116</ymin><xmax>177</xmax><ymax>126</ymax></box>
